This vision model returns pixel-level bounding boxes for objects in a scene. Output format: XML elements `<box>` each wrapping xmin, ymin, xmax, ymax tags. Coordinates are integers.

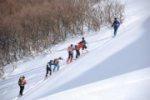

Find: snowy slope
<box><xmin>20</xmin><ymin>0</ymin><xmax>150</xmax><ymax>99</ymax></box>
<box><xmin>0</xmin><ymin>0</ymin><xmax>150</xmax><ymax>100</ymax></box>
<box><xmin>0</xmin><ymin>20</ymin><xmax>113</xmax><ymax>100</ymax></box>
<box><xmin>0</xmin><ymin>26</ymin><xmax>113</xmax><ymax>100</ymax></box>
<box><xmin>39</xmin><ymin>67</ymin><xmax>150</xmax><ymax>100</ymax></box>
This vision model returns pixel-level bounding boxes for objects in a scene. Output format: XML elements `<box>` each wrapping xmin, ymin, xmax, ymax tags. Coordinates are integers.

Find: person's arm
<box><xmin>67</xmin><ymin>47</ymin><xmax>70</xmax><ymax>52</ymax></box>
<box><xmin>118</xmin><ymin>21</ymin><xmax>121</xmax><ymax>26</ymax></box>
<box><xmin>48</xmin><ymin>62</ymin><xmax>51</xmax><ymax>67</ymax></box>
<box><xmin>85</xmin><ymin>40</ymin><xmax>87</xmax><ymax>44</ymax></box>
<box><xmin>18</xmin><ymin>79</ymin><xmax>20</xmax><ymax>86</ymax></box>
<box><xmin>112</xmin><ymin>21</ymin><xmax>115</xmax><ymax>27</ymax></box>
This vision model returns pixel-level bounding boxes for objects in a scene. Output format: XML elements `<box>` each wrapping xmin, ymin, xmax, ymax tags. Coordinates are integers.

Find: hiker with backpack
<box><xmin>53</xmin><ymin>57</ymin><xmax>63</xmax><ymax>71</ymax></box>
<box><xmin>75</xmin><ymin>45</ymin><xmax>80</xmax><ymax>59</ymax></box>
<box><xmin>67</xmin><ymin>44</ymin><xmax>74</xmax><ymax>63</ymax></box>
<box><xmin>112</xmin><ymin>18</ymin><xmax>120</xmax><ymax>37</ymax></box>
<box><xmin>45</xmin><ymin>60</ymin><xmax>53</xmax><ymax>77</ymax></box>
<box><xmin>18</xmin><ymin>76</ymin><xmax>27</xmax><ymax>96</ymax></box>
<box><xmin>80</xmin><ymin>37</ymin><xmax>87</xmax><ymax>50</ymax></box>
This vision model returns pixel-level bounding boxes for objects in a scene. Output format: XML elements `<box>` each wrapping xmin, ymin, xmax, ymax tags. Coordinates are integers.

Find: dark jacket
<box><xmin>81</xmin><ymin>39</ymin><xmax>86</xmax><ymax>45</ymax></box>
<box><xmin>112</xmin><ymin>19</ymin><xmax>120</xmax><ymax>29</ymax></box>
<box><xmin>47</xmin><ymin>60</ymin><xmax>53</xmax><ymax>68</ymax></box>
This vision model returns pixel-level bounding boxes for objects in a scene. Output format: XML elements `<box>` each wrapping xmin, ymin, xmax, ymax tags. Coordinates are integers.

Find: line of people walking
<box><xmin>67</xmin><ymin>37</ymin><xmax>87</xmax><ymax>63</ymax></box>
<box><xmin>17</xmin><ymin>37</ymin><xmax>88</xmax><ymax>96</ymax></box>
<box><xmin>17</xmin><ymin>17</ymin><xmax>121</xmax><ymax>96</ymax></box>
<box><xmin>46</xmin><ymin>37</ymin><xmax>88</xmax><ymax>77</ymax></box>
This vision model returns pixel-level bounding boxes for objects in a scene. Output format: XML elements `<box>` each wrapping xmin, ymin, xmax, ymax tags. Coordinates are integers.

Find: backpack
<box><xmin>47</xmin><ymin>60</ymin><xmax>53</xmax><ymax>68</ymax></box>
<box><xmin>18</xmin><ymin>77</ymin><xmax>22</xmax><ymax>86</ymax></box>
<box><xmin>114</xmin><ymin>20</ymin><xmax>120</xmax><ymax>28</ymax></box>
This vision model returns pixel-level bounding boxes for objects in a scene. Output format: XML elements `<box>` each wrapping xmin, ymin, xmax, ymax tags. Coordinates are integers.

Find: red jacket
<box><xmin>78</xmin><ymin>42</ymin><xmax>83</xmax><ymax>50</ymax></box>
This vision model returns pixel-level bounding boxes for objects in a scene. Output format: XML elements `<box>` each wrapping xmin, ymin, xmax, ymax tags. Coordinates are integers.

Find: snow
<box><xmin>0</xmin><ymin>0</ymin><xmax>150</xmax><ymax>100</ymax></box>
<box><xmin>39</xmin><ymin>67</ymin><xmax>150</xmax><ymax>100</ymax></box>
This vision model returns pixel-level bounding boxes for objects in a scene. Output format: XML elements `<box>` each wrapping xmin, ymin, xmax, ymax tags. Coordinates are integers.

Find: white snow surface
<box><xmin>0</xmin><ymin>0</ymin><xmax>150</xmax><ymax>100</ymax></box>
<box><xmin>39</xmin><ymin>67</ymin><xmax>150</xmax><ymax>100</ymax></box>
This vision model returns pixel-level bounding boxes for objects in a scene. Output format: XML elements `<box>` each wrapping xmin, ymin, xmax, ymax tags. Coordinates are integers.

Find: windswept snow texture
<box><xmin>0</xmin><ymin>0</ymin><xmax>150</xmax><ymax>100</ymax></box>
<box><xmin>40</xmin><ymin>68</ymin><xmax>150</xmax><ymax>100</ymax></box>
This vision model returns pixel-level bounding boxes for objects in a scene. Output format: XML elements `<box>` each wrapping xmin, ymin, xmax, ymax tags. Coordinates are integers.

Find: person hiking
<box><xmin>67</xmin><ymin>44</ymin><xmax>74</xmax><ymax>63</ymax></box>
<box><xmin>112</xmin><ymin>18</ymin><xmax>120</xmax><ymax>37</ymax></box>
<box><xmin>53</xmin><ymin>57</ymin><xmax>63</xmax><ymax>71</ymax></box>
<box><xmin>18</xmin><ymin>76</ymin><xmax>27</xmax><ymax>96</ymax></box>
<box><xmin>45</xmin><ymin>60</ymin><xmax>53</xmax><ymax>77</ymax></box>
<box><xmin>75</xmin><ymin>45</ymin><xmax>80</xmax><ymax>58</ymax></box>
<box><xmin>80</xmin><ymin>37</ymin><xmax>87</xmax><ymax>50</ymax></box>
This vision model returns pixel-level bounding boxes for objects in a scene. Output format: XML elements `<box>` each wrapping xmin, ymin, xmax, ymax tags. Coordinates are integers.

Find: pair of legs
<box><xmin>76</xmin><ymin>50</ymin><xmax>80</xmax><ymax>58</ymax></box>
<box><xmin>46</xmin><ymin>67</ymin><xmax>52</xmax><ymax>77</ymax></box>
<box><xmin>113</xmin><ymin>27</ymin><xmax>118</xmax><ymax>37</ymax></box>
<box><xmin>67</xmin><ymin>52</ymin><xmax>73</xmax><ymax>63</ymax></box>
<box><xmin>19</xmin><ymin>86</ymin><xmax>24</xmax><ymax>96</ymax></box>
<box><xmin>53</xmin><ymin>64</ymin><xmax>60</xmax><ymax>71</ymax></box>
<box><xmin>82</xmin><ymin>45</ymin><xmax>87</xmax><ymax>50</ymax></box>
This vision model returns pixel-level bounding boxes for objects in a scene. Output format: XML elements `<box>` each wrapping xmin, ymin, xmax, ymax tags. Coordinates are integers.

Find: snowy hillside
<box><xmin>39</xmin><ymin>67</ymin><xmax>150</xmax><ymax>100</ymax></box>
<box><xmin>0</xmin><ymin>0</ymin><xmax>150</xmax><ymax>100</ymax></box>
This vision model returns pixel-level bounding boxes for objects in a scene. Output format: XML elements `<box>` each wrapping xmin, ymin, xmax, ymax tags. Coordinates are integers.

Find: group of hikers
<box><xmin>17</xmin><ymin>37</ymin><xmax>87</xmax><ymax>97</ymax></box>
<box><xmin>45</xmin><ymin>37</ymin><xmax>88</xmax><ymax>78</ymax></box>
<box><xmin>67</xmin><ymin>37</ymin><xmax>87</xmax><ymax>63</ymax></box>
<box><xmin>17</xmin><ymin>18</ymin><xmax>120</xmax><ymax>96</ymax></box>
